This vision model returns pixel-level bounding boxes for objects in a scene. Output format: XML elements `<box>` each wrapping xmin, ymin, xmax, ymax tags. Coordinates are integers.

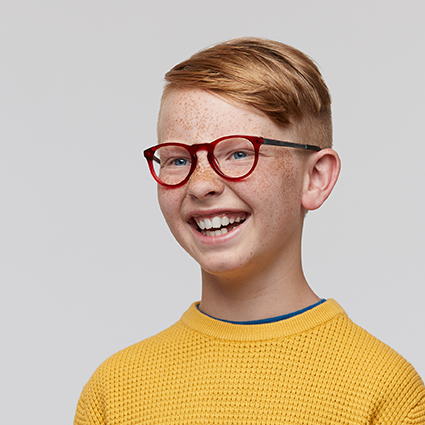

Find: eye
<box><xmin>225</xmin><ymin>149</ymin><xmax>254</xmax><ymax>162</ymax></box>
<box><xmin>158</xmin><ymin>150</ymin><xmax>191</xmax><ymax>169</ymax></box>
<box><xmin>232</xmin><ymin>151</ymin><xmax>248</xmax><ymax>160</ymax></box>
<box><xmin>171</xmin><ymin>158</ymin><xmax>189</xmax><ymax>166</ymax></box>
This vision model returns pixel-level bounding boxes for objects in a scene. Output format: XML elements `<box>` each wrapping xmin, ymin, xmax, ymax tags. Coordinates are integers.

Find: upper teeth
<box><xmin>195</xmin><ymin>214</ymin><xmax>243</xmax><ymax>230</ymax></box>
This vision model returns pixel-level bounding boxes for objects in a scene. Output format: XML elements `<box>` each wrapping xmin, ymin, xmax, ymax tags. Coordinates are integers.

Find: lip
<box><xmin>186</xmin><ymin>208</ymin><xmax>250</xmax><ymax>245</ymax></box>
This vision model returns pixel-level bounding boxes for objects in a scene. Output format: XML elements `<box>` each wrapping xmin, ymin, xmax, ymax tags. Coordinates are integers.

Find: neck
<box><xmin>199</xmin><ymin>252</ymin><xmax>319</xmax><ymax>322</ymax></box>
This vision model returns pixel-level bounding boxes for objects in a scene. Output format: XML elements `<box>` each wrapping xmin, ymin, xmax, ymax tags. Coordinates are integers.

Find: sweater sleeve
<box><xmin>403</xmin><ymin>393</ymin><xmax>425</xmax><ymax>424</ymax></box>
<box><xmin>74</xmin><ymin>391</ymin><xmax>88</xmax><ymax>425</ymax></box>
<box><xmin>74</xmin><ymin>369</ymin><xmax>107</xmax><ymax>425</ymax></box>
<box><xmin>374</xmin><ymin>363</ymin><xmax>425</xmax><ymax>425</ymax></box>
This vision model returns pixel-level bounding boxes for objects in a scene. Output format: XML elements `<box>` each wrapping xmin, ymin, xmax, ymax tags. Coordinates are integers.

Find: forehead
<box><xmin>158</xmin><ymin>88</ymin><xmax>284</xmax><ymax>144</ymax></box>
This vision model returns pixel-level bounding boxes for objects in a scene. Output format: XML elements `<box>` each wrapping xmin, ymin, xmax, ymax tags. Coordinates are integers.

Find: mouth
<box><xmin>191</xmin><ymin>212</ymin><xmax>248</xmax><ymax>237</ymax></box>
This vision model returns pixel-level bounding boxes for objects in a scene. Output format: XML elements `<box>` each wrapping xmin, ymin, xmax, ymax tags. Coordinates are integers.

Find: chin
<box><xmin>197</xmin><ymin>254</ymin><xmax>257</xmax><ymax>280</ymax></box>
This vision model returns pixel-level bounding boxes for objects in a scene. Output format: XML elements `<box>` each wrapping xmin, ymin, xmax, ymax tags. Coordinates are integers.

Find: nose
<box><xmin>186</xmin><ymin>152</ymin><xmax>225</xmax><ymax>199</ymax></box>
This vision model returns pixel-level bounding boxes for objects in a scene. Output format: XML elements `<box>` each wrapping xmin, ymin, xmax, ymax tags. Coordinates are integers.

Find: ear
<box><xmin>301</xmin><ymin>149</ymin><xmax>341</xmax><ymax>211</ymax></box>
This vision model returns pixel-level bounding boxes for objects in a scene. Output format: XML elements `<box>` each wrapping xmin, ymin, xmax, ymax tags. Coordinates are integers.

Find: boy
<box><xmin>74</xmin><ymin>38</ymin><xmax>425</xmax><ymax>424</ymax></box>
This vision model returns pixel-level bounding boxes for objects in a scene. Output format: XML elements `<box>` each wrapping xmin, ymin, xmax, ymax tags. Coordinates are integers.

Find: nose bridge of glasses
<box><xmin>188</xmin><ymin>142</ymin><xmax>216</xmax><ymax>169</ymax></box>
<box><xmin>186</xmin><ymin>151</ymin><xmax>224</xmax><ymax>194</ymax></box>
<box><xmin>188</xmin><ymin>142</ymin><xmax>212</xmax><ymax>154</ymax></box>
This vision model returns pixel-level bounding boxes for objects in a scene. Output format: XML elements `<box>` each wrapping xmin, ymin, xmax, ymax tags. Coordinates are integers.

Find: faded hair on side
<box><xmin>163</xmin><ymin>37</ymin><xmax>332</xmax><ymax>148</ymax></box>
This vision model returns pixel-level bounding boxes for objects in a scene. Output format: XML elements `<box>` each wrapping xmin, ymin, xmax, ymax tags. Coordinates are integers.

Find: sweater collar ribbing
<box><xmin>180</xmin><ymin>299</ymin><xmax>346</xmax><ymax>342</ymax></box>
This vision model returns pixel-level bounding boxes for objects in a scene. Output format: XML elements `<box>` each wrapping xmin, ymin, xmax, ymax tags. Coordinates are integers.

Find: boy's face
<box><xmin>157</xmin><ymin>88</ymin><xmax>308</xmax><ymax>278</ymax></box>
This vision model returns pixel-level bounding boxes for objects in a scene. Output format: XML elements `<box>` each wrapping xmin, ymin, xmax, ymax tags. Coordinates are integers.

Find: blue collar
<box><xmin>197</xmin><ymin>299</ymin><xmax>326</xmax><ymax>325</ymax></box>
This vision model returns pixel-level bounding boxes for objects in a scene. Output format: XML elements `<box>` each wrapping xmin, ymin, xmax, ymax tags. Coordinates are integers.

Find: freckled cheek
<box><xmin>243</xmin><ymin>158</ymin><xmax>302</xmax><ymax>231</ymax></box>
<box><xmin>157</xmin><ymin>188</ymin><xmax>185</xmax><ymax>230</ymax></box>
<box><xmin>258</xmin><ymin>158</ymin><xmax>299</xmax><ymax>199</ymax></box>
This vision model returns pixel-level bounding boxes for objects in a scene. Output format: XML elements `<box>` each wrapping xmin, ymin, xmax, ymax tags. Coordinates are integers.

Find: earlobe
<box><xmin>301</xmin><ymin>149</ymin><xmax>341</xmax><ymax>211</ymax></box>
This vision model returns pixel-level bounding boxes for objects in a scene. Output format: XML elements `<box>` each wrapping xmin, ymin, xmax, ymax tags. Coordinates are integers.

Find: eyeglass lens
<box><xmin>152</xmin><ymin>137</ymin><xmax>256</xmax><ymax>186</ymax></box>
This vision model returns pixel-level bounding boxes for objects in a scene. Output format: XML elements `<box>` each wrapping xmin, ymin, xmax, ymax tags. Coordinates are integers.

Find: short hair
<box><xmin>162</xmin><ymin>37</ymin><xmax>332</xmax><ymax>148</ymax></box>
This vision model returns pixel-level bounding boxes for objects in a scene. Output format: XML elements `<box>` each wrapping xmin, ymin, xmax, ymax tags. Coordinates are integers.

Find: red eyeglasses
<box><xmin>143</xmin><ymin>135</ymin><xmax>321</xmax><ymax>188</ymax></box>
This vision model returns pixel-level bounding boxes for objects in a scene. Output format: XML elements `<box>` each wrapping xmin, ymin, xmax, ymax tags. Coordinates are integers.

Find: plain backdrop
<box><xmin>1</xmin><ymin>1</ymin><xmax>424</xmax><ymax>423</ymax></box>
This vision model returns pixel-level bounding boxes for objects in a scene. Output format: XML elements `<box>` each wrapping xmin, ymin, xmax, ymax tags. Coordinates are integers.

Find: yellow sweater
<box><xmin>74</xmin><ymin>299</ymin><xmax>425</xmax><ymax>424</ymax></box>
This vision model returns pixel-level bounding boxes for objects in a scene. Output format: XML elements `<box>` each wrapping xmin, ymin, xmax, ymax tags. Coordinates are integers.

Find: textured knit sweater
<box><xmin>74</xmin><ymin>299</ymin><xmax>425</xmax><ymax>424</ymax></box>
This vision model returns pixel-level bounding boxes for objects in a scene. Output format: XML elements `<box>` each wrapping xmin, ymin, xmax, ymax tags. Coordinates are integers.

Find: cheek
<box><xmin>157</xmin><ymin>187</ymin><xmax>183</xmax><ymax>230</ymax></box>
<box><xmin>256</xmin><ymin>155</ymin><xmax>300</xmax><ymax>205</ymax></box>
<box><xmin>245</xmin><ymin>155</ymin><xmax>303</xmax><ymax>232</ymax></box>
<box><xmin>157</xmin><ymin>187</ymin><xmax>197</xmax><ymax>257</ymax></box>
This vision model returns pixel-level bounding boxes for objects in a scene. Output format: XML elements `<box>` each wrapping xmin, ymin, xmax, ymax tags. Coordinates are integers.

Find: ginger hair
<box><xmin>162</xmin><ymin>37</ymin><xmax>332</xmax><ymax>148</ymax></box>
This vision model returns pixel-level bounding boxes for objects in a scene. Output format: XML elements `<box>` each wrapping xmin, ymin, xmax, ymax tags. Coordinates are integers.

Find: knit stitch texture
<box><xmin>74</xmin><ymin>299</ymin><xmax>425</xmax><ymax>424</ymax></box>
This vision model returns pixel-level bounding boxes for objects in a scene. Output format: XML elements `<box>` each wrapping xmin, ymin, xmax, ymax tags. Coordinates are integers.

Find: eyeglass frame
<box><xmin>143</xmin><ymin>135</ymin><xmax>322</xmax><ymax>188</ymax></box>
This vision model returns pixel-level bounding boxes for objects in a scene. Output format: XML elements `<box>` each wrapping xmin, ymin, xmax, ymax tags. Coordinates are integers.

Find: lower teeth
<box><xmin>201</xmin><ymin>227</ymin><xmax>228</xmax><ymax>237</ymax></box>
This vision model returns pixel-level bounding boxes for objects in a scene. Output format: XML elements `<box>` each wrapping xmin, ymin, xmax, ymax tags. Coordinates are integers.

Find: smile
<box><xmin>193</xmin><ymin>213</ymin><xmax>247</xmax><ymax>237</ymax></box>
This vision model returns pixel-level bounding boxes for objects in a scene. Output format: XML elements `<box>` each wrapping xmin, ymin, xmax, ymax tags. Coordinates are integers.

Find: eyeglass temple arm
<box><xmin>262</xmin><ymin>138</ymin><xmax>321</xmax><ymax>151</ymax></box>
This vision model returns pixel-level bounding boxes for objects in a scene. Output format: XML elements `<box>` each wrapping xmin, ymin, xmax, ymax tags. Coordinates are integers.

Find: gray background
<box><xmin>1</xmin><ymin>1</ymin><xmax>424</xmax><ymax>423</ymax></box>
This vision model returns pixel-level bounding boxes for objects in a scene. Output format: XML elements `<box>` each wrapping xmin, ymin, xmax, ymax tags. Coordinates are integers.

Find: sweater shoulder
<box><xmin>319</xmin><ymin>313</ymin><xmax>425</xmax><ymax>420</ymax></box>
<box><xmin>96</xmin><ymin>320</ymin><xmax>186</xmax><ymax>373</ymax></box>
<box><xmin>318</xmin><ymin>312</ymin><xmax>420</xmax><ymax>379</ymax></box>
<box><xmin>75</xmin><ymin>320</ymin><xmax>187</xmax><ymax>423</ymax></box>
